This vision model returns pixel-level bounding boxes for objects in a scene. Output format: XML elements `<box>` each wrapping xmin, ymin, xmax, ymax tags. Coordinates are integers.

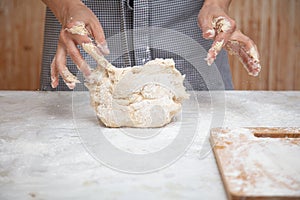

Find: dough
<box><xmin>66</xmin><ymin>22</ymin><xmax>189</xmax><ymax>127</ymax></box>
<box><xmin>85</xmin><ymin>58</ymin><xmax>189</xmax><ymax>128</ymax></box>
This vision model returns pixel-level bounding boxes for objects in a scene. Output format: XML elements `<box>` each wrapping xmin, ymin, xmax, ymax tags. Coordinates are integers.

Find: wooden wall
<box><xmin>0</xmin><ymin>0</ymin><xmax>299</xmax><ymax>90</ymax></box>
<box><xmin>0</xmin><ymin>0</ymin><xmax>45</xmax><ymax>90</ymax></box>
<box><xmin>228</xmin><ymin>0</ymin><xmax>300</xmax><ymax>90</ymax></box>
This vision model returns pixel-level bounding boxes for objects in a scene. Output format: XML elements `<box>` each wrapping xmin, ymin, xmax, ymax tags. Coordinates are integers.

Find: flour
<box><xmin>0</xmin><ymin>91</ymin><xmax>300</xmax><ymax>199</ymax></box>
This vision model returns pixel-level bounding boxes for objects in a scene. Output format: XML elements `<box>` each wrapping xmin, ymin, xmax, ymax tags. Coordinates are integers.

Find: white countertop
<box><xmin>0</xmin><ymin>91</ymin><xmax>299</xmax><ymax>200</ymax></box>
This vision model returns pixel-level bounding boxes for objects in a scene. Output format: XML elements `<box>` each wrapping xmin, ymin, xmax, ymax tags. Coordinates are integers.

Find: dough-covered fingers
<box><xmin>85</xmin><ymin>20</ymin><xmax>110</xmax><ymax>55</ymax></box>
<box><xmin>198</xmin><ymin>2</ymin><xmax>237</xmax><ymax>65</ymax></box>
<box><xmin>198</xmin><ymin>15</ymin><xmax>216</xmax><ymax>39</ymax></box>
<box><xmin>198</xmin><ymin>4</ymin><xmax>217</xmax><ymax>39</ymax></box>
<box><xmin>81</xmin><ymin>43</ymin><xmax>112</xmax><ymax>69</ymax></box>
<box><xmin>61</xmin><ymin>27</ymin><xmax>92</xmax><ymax>77</ymax></box>
<box><xmin>50</xmin><ymin>56</ymin><xmax>59</xmax><ymax>88</ymax></box>
<box><xmin>65</xmin><ymin>21</ymin><xmax>111</xmax><ymax>69</ymax></box>
<box><xmin>206</xmin><ymin>16</ymin><xmax>236</xmax><ymax>66</ymax></box>
<box><xmin>206</xmin><ymin>39</ymin><xmax>224</xmax><ymax>65</ymax></box>
<box><xmin>229</xmin><ymin>30</ymin><xmax>260</xmax><ymax>61</ymax></box>
<box><xmin>43</xmin><ymin>0</ymin><xmax>109</xmax><ymax>89</ymax></box>
<box><xmin>52</xmin><ymin>42</ymin><xmax>80</xmax><ymax>89</ymax></box>
<box><xmin>225</xmin><ymin>30</ymin><xmax>261</xmax><ymax>76</ymax></box>
<box><xmin>66</xmin><ymin>21</ymin><xmax>109</xmax><ymax>56</ymax></box>
<box><xmin>51</xmin><ymin>21</ymin><xmax>109</xmax><ymax>89</ymax></box>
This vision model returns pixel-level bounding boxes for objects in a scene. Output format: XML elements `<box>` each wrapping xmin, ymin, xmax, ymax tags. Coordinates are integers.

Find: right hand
<box><xmin>43</xmin><ymin>0</ymin><xmax>109</xmax><ymax>89</ymax></box>
<box><xmin>198</xmin><ymin>1</ymin><xmax>261</xmax><ymax>76</ymax></box>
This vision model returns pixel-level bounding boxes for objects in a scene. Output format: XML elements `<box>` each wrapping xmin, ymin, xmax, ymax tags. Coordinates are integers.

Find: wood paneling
<box><xmin>0</xmin><ymin>0</ymin><xmax>299</xmax><ymax>90</ymax></box>
<box><xmin>0</xmin><ymin>0</ymin><xmax>45</xmax><ymax>90</ymax></box>
<box><xmin>228</xmin><ymin>0</ymin><xmax>300</xmax><ymax>90</ymax></box>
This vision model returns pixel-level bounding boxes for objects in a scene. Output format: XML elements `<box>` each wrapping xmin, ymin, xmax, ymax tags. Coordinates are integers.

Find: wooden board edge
<box><xmin>209</xmin><ymin>129</ymin><xmax>233</xmax><ymax>200</ymax></box>
<box><xmin>209</xmin><ymin>127</ymin><xmax>300</xmax><ymax>200</ymax></box>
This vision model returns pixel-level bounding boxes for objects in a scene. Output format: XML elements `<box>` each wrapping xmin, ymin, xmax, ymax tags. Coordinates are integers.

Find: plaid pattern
<box><xmin>40</xmin><ymin>0</ymin><xmax>233</xmax><ymax>91</ymax></box>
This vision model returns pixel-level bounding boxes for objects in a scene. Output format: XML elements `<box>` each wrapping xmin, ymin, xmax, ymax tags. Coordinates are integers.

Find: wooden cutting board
<box><xmin>210</xmin><ymin>127</ymin><xmax>300</xmax><ymax>200</ymax></box>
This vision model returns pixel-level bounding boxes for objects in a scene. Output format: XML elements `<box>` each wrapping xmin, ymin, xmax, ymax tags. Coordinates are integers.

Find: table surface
<box><xmin>0</xmin><ymin>91</ymin><xmax>299</xmax><ymax>200</ymax></box>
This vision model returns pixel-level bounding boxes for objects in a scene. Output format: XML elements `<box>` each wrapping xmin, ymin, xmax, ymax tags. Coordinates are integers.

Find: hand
<box><xmin>198</xmin><ymin>2</ymin><xmax>236</xmax><ymax>62</ymax></box>
<box><xmin>42</xmin><ymin>0</ymin><xmax>109</xmax><ymax>89</ymax></box>
<box><xmin>225</xmin><ymin>30</ymin><xmax>261</xmax><ymax>76</ymax></box>
<box><xmin>198</xmin><ymin>1</ymin><xmax>261</xmax><ymax>76</ymax></box>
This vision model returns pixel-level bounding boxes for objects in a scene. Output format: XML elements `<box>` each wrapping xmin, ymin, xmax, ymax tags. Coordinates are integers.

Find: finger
<box><xmin>96</xmin><ymin>41</ymin><xmax>110</xmax><ymax>55</ymax></box>
<box><xmin>230</xmin><ymin>30</ymin><xmax>259</xmax><ymax>61</ymax></box>
<box><xmin>60</xmin><ymin>30</ymin><xmax>92</xmax><ymax>77</ymax></box>
<box><xmin>205</xmin><ymin>32</ymin><xmax>229</xmax><ymax>66</ymax></box>
<box><xmin>205</xmin><ymin>16</ymin><xmax>236</xmax><ymax>65</ymax></box>
<box><xmin>226</xmin><ymin>41</ymin><xmax>261</xmax><ymax>76</ymax></box>
<box><xmin>225</xmin><ymin>31</ymin><xmax>261</xmax><ymax>76</ymax></box>
<box><xmin>213</xmin><ymin>16</ymin><xmax>236</xmax><ymax>44</ymax></box>
<box><xmin>66</xmin><ymin>20</ymin><xmax>110</xmax><ymax>56</ymax></box>
<box><xmin>69</xmin><ymin>32</ymin><xmax>92</xmax><ymax>45</ymax></box>
<box><xmin>55</xmin><ymin>41</ymin><xmax>80</xmax><ymax>89</ymax></box>
<box><xmin>65</xmin><ymin>21</ymin><xmax>89</xmax><ymax>36</ymax></box>
<box><xmin>68</xmin><ymin>43</ymin><xmax>92</xmax><ymax>77</ymax></box>
<box><xmin>86</xmin><ymin>22</ymin><xmax>110</xmax><ymax>55</ymax></box>
<box><xmin>65</xmin><ymin>21</ymin><xmax>92</xmax><ymax>44</ymax></box>
<box><xmin>50</xmin><ymin>56</ymin><xmax>59</xmax><ymax>88</ymax></box>
<box><xmin>205</xmin><ymin>39</ymin><xmax>225</xmax><ymax>66</ymax></box>
<box><xmin>82</xmin><ymin>42</ymin><xmax>112</xmax><ymax>69</ymax></box>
